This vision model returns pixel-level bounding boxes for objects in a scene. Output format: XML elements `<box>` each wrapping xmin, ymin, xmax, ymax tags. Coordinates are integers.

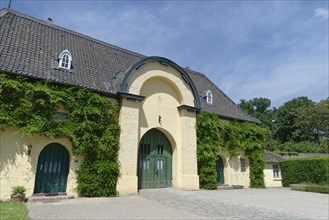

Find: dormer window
<box><xmin>59</xmin><ymin>50</ymin><xmax>72</xmax><ymax>70</ymax></box>
<box><xmin>205</xmin><ymin>90</ymin><xmax>213</xmax><ymax>104</ymax></box>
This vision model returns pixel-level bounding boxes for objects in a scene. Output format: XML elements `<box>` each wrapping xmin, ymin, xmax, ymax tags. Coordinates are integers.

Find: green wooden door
<box><xmin>138</xmin><ymin>129</ymin><xmax>172</xmax><ymax>189</ymax></box>
<box><xmin>216</xmin><ymin>156</ymin><xmax>225</xmax><ymax>185</ymax></box>
<box><xmin>34</xmin><ymin>143</ymin><xmax>70</xmax><ymax>194</ymax></box>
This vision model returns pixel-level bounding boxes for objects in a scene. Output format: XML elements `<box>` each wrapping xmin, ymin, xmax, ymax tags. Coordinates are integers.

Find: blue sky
<box><xmin>1</xmin><ymin>0</ymin><xmax>328</xmax><ymax>108</ymax></box>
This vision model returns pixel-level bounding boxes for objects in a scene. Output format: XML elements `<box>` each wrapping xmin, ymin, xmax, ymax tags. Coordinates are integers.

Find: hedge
<box><xmin>290</xmin><ymin>184</ymin><xmax>329</xmax><ymax>194</ymax></box>
<box><xmin>280</xmin><ymin>157</ymin><xmax>329</xmax><ymax>187</ymax></box>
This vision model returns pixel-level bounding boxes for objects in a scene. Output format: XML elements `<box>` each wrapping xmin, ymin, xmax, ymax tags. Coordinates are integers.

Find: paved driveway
<box><xmin>27</xmin><ymin>188</ymin><xmax>329</xmax><ymax>219</ymax></box>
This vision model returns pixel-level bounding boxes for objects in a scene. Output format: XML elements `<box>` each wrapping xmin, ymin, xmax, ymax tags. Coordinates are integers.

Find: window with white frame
<box><xmin>273</xmin><ymin>164</ymin><xmax>280</xmax><ymax>178</ymax></box>
<box><xmin>58</xmin><ymin>50</ymin><xmax>72</xmax><ymax>70</ymax></box>
<box><xmin>240</xmin><ymin>158</ymin><xmax>246</xmax><ymax>172</ymax></box>
<box><xmin>205</xmin><ymin>90</ymin><xmax>213</xmax><ymax>104</ymax></box>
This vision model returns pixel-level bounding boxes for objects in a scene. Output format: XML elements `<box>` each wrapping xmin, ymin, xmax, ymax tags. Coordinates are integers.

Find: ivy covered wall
<box><xmin>1</xmin><ymin>72</ymin><xmax>268</xmax><ymax>195</ymax></box>
<box><xmin>196</xmin><ymin>111</ymin><xmax>268</xmax><ymax>189</ymax></box>
<box><xmin>0</xmin><ymin>73</ymin><xmax>120</xmax><ymax>196</ymax></box>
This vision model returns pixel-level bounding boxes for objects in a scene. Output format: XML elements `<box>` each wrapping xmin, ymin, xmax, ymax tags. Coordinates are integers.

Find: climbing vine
<box><xmin>0</xmin><ymin>73</ymin><xmax>120</xmax><ymax>196</ymax></box>
<box><xmin>196</xmin><ymin>111</ymin><xmax>268</xmax><ymax>189</ymax></box>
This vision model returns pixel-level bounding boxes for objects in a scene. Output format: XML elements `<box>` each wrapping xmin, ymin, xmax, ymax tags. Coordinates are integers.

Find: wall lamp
<box><xmin>158</xmin><ymin>115</ymin><xmax>162</xmax><ymax>125</ymax></box>
<box><xmin>27</xmin><ymin>144</ymin><xmax>32</xmax><ymax>155</ymax></box>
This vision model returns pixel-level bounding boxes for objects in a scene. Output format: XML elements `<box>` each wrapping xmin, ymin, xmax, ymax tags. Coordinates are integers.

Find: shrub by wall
<box><xmin>280</xmin><ymin>157</ymin><xmax>329</xmax><ymax>187</ymax></box>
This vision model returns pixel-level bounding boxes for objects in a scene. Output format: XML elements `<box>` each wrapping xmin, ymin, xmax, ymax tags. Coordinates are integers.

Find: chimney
<box><xmin>47</xmin><ymin>18</ymin><xmax>53</xmax><ymax>24</ymax></box>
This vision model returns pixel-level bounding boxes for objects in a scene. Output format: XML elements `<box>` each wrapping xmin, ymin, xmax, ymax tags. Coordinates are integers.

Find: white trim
<box><xmin>205</xmin><ymin>90</ymin><xmax>213</xmax><ymax>104</ymax></box>
<box><xmin>58</xmin><ymin>50</ymin><xmax>72</xmax><ymax>70</ymax></box>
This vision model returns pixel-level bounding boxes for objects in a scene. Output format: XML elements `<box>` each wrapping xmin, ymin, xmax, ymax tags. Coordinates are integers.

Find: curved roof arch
<box><xmin>119</xmin><ymin>56</ymin><xmax>201</xmax><ymax>109</ymax></box>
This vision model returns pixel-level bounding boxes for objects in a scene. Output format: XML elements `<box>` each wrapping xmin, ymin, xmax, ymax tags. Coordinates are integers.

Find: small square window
<box><xmin>54</xmin><ymin>112</ymin><xmax>68</xmax><ymax>120</ymax></box>
<box><xmin>240</xmin><ymin>158</ymin><xmax>246</xmax><ymax>172</ymax></box>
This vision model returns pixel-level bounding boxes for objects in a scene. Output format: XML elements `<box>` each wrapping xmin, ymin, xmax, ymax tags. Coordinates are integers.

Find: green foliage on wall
<box><xmin>280</xmin><ymin>157</ymin><xmax>329</xmax><ymax>187</ymax></box>
<box><xmin>196</xmin><ymin>111</ymin><xmax>268</xmax><ymax>189</ymax></box>
<box><xmin>0</xmin><ymin>73</ymin><xmax>120</xmax><ymax>197</ymax></box>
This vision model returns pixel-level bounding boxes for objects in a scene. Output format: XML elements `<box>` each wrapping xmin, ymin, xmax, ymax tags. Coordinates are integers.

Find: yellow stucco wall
<box><xmin>218</xmin><ymin>151</ymin><xmax>250</xmax><ymax>188</ymax></box>
<box><xmin>0</xmin><ymin>128</ymin><xmax>82</xmax><ymax>200</ymax></box>
<box><xmin>264</xmin><ymin>163</ymin><xmax>282</xmax><ymax>187</ymax></box>
<box><xmin>117</xmin><ymin>61</ymin><xmax>199</xmax><ymax>195</ymax></box>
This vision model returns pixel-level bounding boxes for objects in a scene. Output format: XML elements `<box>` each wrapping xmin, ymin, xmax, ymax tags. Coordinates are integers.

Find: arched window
<box><xmin>205</xmin><ymin>90</ymin><xmax>213</xmax><ymax>104</ymax></box>
<box><xmin>58</xmin><ymin>50</ymin><xmax>72</xmax><ymax>70</ymax></box>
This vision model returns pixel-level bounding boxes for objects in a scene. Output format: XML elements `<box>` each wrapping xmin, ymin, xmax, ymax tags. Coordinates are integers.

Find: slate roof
<box><xmin>0</xmin><ymin>8</ymin><xmax>259</xmax><ymax>123</ymax></box>
<box><xmin>265</xmin><ymin>150</ymin><xmax>283</xmax><ymax>163</ymax></box>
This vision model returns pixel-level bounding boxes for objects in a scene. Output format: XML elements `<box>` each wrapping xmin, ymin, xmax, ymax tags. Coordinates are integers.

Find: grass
<box><xmin>0</xmin><ymin>200</ymin><xmax>29</xmax><ymax>220</ymax></box>
<box><xmin>290</xmin><ymin>184</ymin><xmax>329</xmax><ymax>194</ymax></box>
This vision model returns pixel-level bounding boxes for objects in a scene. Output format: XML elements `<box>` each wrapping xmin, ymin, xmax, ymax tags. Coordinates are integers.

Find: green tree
<box><xmin>238</xmin><ymin>98</ymin><xmax>276</xmax><ymax>132</ymax></box>
<box><xmin>294</xmin><ymin>98</ymin><xmax>329</xmax><ymax>142</ymax></box>
<box><xmin>274</xmin><ymin>96</ymin><xmax>314</xmax><ymax>142</ymax></box>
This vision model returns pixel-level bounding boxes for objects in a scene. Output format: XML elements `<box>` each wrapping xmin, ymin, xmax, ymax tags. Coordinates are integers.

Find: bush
<box><xmin>77</xmin><ymin>159</ymin><xmax>119</xmax><ymax>197</ymax></box>
<box><xmin>290</xmin><ymin>184</ymin><xmax>329</xmax><ymax>194</ymax></box>
<box><xmin>280</xmin><ymin>157</ymin><xmax>329</xmax><ymax>187</ymax></box>
<box><xmin>11</xmin><ymin>186</ymin><xmax>26</xmax><ymax>197</ymax></box>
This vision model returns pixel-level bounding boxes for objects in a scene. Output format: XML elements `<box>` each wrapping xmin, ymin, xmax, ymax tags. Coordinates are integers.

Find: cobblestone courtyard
<box><xmin>27</xmin><ymin>188</ymin><xmax>329</xmax><ymax>219</ymax></box>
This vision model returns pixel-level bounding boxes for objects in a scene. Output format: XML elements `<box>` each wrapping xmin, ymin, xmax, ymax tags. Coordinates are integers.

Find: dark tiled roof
<box><xmin>0</xmin><ymin>8</ymin><xmax>259</xmax><ymax>123</ymax></box>
<box><xmin>0</xmin><ymin>8</ymin><xmax>144</xmax><ymax>94</ymax></box>
<box><xmin>265</xmin><ymin>150</ymin><xmax>283</xmax><ymax>163</ymax></box>
<box><xmin>187</xmin><ymin>69</ymin><xmax>259</xmax><ymax>122</ymax></box>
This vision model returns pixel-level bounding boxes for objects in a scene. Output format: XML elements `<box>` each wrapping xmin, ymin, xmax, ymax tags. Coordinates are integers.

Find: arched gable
<box><xmin>119</xmin><ymin>56</ymin><xmax>201</xmax><ymax>109</ymax></box>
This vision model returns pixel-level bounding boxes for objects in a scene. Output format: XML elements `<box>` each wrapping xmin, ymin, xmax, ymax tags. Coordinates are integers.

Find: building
<box><xmin>264</xmin><ymin>150</ymin><xmax>283</xmax><ymax>187</ymax></box>
<box><xmin>0</xmin><ymin>8</ymin><xmax>259</xmax><ymax>200</ymax></box>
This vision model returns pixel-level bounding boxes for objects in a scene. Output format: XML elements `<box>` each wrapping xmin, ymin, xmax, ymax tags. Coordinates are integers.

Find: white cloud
<box><xmin>313</xmin><ymin>8</ymin><xmax>329</xmax><ymax>19</ymax></box>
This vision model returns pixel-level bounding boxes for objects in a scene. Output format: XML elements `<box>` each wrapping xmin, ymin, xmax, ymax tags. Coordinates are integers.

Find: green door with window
<box><xmin>34</xmin><ymin>143</ymin><xmax>70</xmax><ymax>194</ymax></box>
<box><xmin>138</xmin><ymin>129</ymin><xmax>172</xmax><ymax>189</ymax></box>
<box><xmin>216</xmin><ymin>156</ymin><xmax>225</xmax><ymax>185</ymax></box>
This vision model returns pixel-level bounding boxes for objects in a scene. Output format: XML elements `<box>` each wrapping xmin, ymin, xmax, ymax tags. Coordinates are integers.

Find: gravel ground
<box><xmin>27</xmin><ymin>187</ymin><xmax>329</xmax><ymax>219</ymax></box>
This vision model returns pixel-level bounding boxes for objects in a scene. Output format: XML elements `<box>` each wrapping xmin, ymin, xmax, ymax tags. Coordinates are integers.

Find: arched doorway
<box><xmin>216</xmin><ymin>156</ymin><xmax>225</xmax><ymax>185</ymax></box>
<box><xmin>138</xmin><ymin>129</ymin><xmax>172</xmax><ymax>189</ymax></box>
<box><xmin>34</xmin><ymin>143</ymin><xmax>70</xmax><ymax>194</ymax></box>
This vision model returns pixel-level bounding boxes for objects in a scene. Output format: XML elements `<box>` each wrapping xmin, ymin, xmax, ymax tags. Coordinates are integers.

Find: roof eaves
<box><xmin>0</xmin><ymin>69</ymin><xmax>117</xmax><ymax>98</ymax></box>
<box><xmin>217</xmin><ymin>113</ymin><xmax>260</xmax><ymax>124</ymax></box>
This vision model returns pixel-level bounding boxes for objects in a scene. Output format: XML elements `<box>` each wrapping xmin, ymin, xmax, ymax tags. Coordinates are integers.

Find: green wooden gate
<box><xmin>216</xmin><ymin>156</ymin><xmax>225</xmax><ymax>185</ymax></box>
<box><xmin>34</xmin><ymin>143</ymin><xmax>70</xmax><ymax>194</ymax></box>
<box><xmin>138</xmin><ymin>129</ymin><xmax>172</xmax><ymax>189</ymax></box>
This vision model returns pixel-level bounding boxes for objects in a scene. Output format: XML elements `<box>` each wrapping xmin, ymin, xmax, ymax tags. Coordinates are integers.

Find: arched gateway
<box><xmin>138</xmin><ymin>129</ymin><xmax>172</xmax><ymax>189</ymax></box>
<box><xmin>116</xmin><ymin>57</ymin><xmax>200</xmax><ymax>195</ymax></box>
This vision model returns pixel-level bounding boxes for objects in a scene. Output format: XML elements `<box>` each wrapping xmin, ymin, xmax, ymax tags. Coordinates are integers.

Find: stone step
<box><xmin>217</xmin><ymin>184</ymin><xmax>244</xmax><ymax>190</ymax></box>
<box><xmin>217</xmin><ymin>184</ymin><xmax>233</xmax><ymax>190</ymax></box>
<box><xmin>28</xmin><ymin>194</ymin><xmax>74</xmax><ymax>203</ymax></box>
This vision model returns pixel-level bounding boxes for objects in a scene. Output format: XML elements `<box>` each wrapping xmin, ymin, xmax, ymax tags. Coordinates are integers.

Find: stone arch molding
<box><xmin>119</xmin><ymin>56</ymin><xmax>201</xmax><ymax>109</ymax></box>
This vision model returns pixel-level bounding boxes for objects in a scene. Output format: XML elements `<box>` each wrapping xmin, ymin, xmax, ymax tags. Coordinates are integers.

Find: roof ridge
<box><xmin>265</xmin><ymin>150</ymin><xmax>284</xmax><ymax>159</ymax></box>
<box><xmin>1</xmin><ymin>8</ymin><xmax>146</xmax><ymax>59</ymax></box>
